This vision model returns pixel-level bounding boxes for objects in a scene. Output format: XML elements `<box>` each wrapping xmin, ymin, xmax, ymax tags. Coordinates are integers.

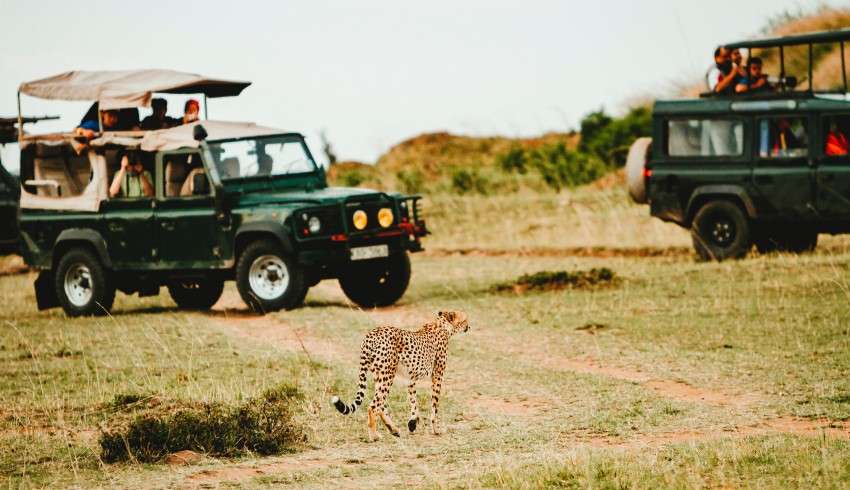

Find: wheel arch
<box><xmin>234</xmin><ymin>223</ymin><xmax>295</xmax><ymax>262</ymax></box>
<box><xmin>53</xmin><ymin>229</ymin><xmax>112</xmax><ymax>270</ymax></box>
<box><xmin>686</xmin><ymin>186</ymin><xmax>757</xmax><ymax>226</ymax></box>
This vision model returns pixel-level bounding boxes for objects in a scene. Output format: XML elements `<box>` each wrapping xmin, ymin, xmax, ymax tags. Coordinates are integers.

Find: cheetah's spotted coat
<box><xmin>332</xmin><ymin>311</ymin><xmax>470</xmax><ymax>441</ymax></box>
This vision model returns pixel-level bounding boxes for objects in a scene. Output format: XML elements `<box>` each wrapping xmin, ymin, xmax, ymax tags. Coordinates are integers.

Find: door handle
<box><xmin>107</xmin><ymin>222</ymin><xmax>123</xmax><ymax>232</ymax></box>
<box><xmin>160</xmin><ymin>221</ymin><xmax>175</xmax><ymax>231</ymax></box>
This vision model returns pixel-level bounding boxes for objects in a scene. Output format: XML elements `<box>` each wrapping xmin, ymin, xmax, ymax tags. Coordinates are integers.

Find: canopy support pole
<box><xmin>16</xmin><ymin>91</ymin><xmax>22</xmax><ymax>143</ymax></box>
<box><xmin>809</xmin><ymin>43</ymin><xmax>814</xmax><ymax>92</ymax></box>
<box><xmin>842</xmin><ymin>41</ymin><xmax>847</xmax><ymax>93</ymax></box>
<box><xmin>203</xmin><ymin>94</ymin><xmax>209</xmax><ymax>120</ymax></box>
<box><xmin>779</xmin><ymin>46</ymin><xmax>785</xmax><ymax>81</ymax></box>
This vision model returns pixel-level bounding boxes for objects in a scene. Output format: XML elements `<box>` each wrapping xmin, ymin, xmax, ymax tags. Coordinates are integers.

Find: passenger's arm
<box><xmin>714</xmin><ymin>71</ymin><xmax>738</xmax><ymax>93</ymax></box>
<box><xmin>109</xmin><ymin>156</ymin><xmax>128</xmax><ymax>198</ymax></box>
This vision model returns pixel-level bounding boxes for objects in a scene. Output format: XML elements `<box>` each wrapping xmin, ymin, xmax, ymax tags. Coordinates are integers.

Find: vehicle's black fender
<box><xmin>53</xmin><ymin>229</ymin><xmax>112</xmax><ymax>269</ymax></box>
<box><xmin>686</xmin><ymin>186</ymin><xmax>758</xmax><ymax>225</ymax></box>
<box><xmin>234</xmin><ymin>222</ymin><xmax>295</xmax><ymax>258</ymax></box>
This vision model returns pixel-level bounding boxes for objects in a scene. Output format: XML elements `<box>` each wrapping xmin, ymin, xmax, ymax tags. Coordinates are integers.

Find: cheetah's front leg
<box><xmin>430</xmin><ymin>367</ymin><xmax>445</xmax><ymax>435</ymax></box>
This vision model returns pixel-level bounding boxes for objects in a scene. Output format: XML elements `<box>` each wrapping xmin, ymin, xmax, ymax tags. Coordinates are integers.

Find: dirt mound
<box><xmin>376</xmin><ymin>131</ymin><xmax>578</xmax><ymax>179</ymax></box>
<box><xmin>0</xmin><ymin>255</ymin><xmax>27</xmax><ymax>276</ymax></box>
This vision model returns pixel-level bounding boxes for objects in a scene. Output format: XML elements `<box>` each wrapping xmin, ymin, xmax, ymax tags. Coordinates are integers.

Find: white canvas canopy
<box><xmin>134</xmin><ymin>120</ymin><xmax>286</xmax><ymax>151</ymax></box>
<box><xmin>19</xmin><ymin>69</ymin><xmax>251</xmax><ymax>109</ymax></box>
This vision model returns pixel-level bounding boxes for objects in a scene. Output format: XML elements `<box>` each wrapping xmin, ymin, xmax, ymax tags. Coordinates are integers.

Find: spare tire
<box><xmin>625</xmin><ymin>137</ymin><xmax>652</xmax><ymax>204</ymax></box>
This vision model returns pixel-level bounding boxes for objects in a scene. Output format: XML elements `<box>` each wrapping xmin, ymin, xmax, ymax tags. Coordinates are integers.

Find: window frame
<box><xmin>819</xmin><ymin>113</ymin><xmax>850</xmax><ymax>161</ymax></box>
<box><xmin>662</xmin><ymin>116</ymin><xmax>748</xmax><ymax>161</ymax></box>
<box><xmin>155</xmin><ymin>148</ymin><xmax>215</xmax><ymax>201</ymax></box>
<box><xmin>753</xmin><ymin>114</ymin><xmax>811</xmax><ymax>163</ymax></box>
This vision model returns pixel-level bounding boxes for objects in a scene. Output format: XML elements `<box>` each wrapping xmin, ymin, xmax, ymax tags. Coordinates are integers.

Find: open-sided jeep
<box><xmin>15</xmin><ymin>70</ymin><xmax>427</xmax><ymax>316</ymax></box>
<box><xmin>627</xmin><ymin>29</ymin><xmax>850</xmax><ymax>260</ymax></box>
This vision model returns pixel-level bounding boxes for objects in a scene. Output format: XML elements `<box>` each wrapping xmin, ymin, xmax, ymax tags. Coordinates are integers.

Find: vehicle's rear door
<box><xmin>659</xmin><ymin>115</ymin><xmax>750</xmax><ymax>219</ymax></box>
<box><xmin>750</xmin><ymin>115</ymin><xmax>814</xmax><ymax>218</ymax></box>
<box><xmin>99</xmin><ymin>198</ymin><xmax>157</xmax><ymax>269</ymax></box>
<box><xmin>154</xmin><ymin>151</ymin><xmax>228</xmax><ymax>269</ymax></box>
<box><xmin>815</xmin><ymin>114</ymin><xmax>850</xmax><ymax>217</ymax></box>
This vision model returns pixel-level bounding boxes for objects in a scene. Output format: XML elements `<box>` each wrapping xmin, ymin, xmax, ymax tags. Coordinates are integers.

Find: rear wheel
<box><xmin>339</xmin><ymin>252</ymin><xmax>411</xmax><ymax>308</ymax></box>
<box><xmin>54</xmin><ymin>248</ymin><xmax>115</xmax><ymax>317</ymax></box>
<box><xmin>167</xmin><ymin>278</ymin><xmax>224</xmax><ymax>310</ymax></box>
<box><xmin>236</xmin><ymin>240</ymin><xmax>305</xmax><ymax>314</ymax></box>
<box><xmin>691</xmin><ymin>200</ymin><xmax>752</xmax><ymax>261</ymax></box>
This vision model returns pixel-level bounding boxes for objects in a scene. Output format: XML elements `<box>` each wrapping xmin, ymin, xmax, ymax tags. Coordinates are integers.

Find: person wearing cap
<box><xmin>182</xmin><ymin>99</ymin><xmax>201</xmax><ymax>124</ymax></box>
<box><xmin>141</xmin><ymin>98</ymin><xmax>179</xmax><ymax>130</ymax></box>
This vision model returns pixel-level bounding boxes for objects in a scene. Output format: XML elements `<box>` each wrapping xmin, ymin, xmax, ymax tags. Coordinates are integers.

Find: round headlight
<box><xmin>307</xmin><ymin>216</ymin><xmax>321</xmax><ymax>234</ymax></box>
<box><xmin>352</xmin><ymin>209</ymin><xmax>368</xmax><ymax>230</ymax></box>
<box><xmin>378</xmin><ymin>208</ymin><xmax>394</xmax><ymax>228</ymax></box>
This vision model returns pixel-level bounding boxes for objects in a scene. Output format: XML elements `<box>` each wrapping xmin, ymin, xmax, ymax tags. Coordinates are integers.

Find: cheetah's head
<box><xmin>438</xmin><ymin>311</ymin><xmax>470</xmax><ymax>334</ymax></box>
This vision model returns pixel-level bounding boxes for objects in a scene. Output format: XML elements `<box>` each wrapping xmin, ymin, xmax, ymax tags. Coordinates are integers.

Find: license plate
<box><xmin>350</xmin><ymin>245</ymin><xmax>389</xmax><ymax>261</ymax></box>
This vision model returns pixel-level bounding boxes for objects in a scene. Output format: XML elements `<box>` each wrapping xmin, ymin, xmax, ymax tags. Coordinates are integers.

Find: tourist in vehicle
<box><xmin>182</xmin><ymin>99</ymin><xmax>200</xmax><ymax>124</ymax></box>
<box><xmin>75</xmin><ymin>109</ymin><xmax>120</xmax><ymax>138</ymax></box>
<box><xmin>706</xmin><ymin>47</ymin><xmax>741</xmax><ymax>95</ymax></box>
<box><xmin>825</xmin><ymin>121</ymin><xmax>849</xmax><ymax>156</ymax></box>
<box><xmin>109</xmin><ymin>152</ymin><xmax>154</xmax><ymax>198</ymax></box>
<box><xmin>736</xmin><ymin>58</ymin><xmax>772</xmax><ymax>94</ymax></box>
<box><xmin>771</xmin><ymin>118</ymin><xmax>802</xmax><ymax>156</ymax></box>
<box><xmin>140</xmin><ymin>98</ymin><xmax>178</xmax><ymax>130</ymax></box>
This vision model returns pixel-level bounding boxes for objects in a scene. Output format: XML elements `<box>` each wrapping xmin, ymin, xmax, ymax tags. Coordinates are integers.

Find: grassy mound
<box><xmin>495</xmin><ymin>268</ymin><xmax>618</xmax><ymax>294</ymax></box>
<box><xmin>99</xmin><ymin>384</ymin><xmax>305</xmax><ymax>463</ymax></box>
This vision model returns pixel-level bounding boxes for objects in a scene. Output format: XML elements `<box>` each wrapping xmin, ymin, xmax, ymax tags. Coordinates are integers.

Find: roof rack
<box><xmin>722</xmin><ymin>28</ymin><xmax>850</xmax><ymax>95</ymax></box>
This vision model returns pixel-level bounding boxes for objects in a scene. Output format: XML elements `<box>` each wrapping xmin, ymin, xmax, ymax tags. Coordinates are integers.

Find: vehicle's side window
<box><xmin>667</xmin><ymin>119</ymin><xmax>744</xmax><ymax>157</ymax></box>
<box><xmin>757</xmin><ymin>117</ymin><xmax>808</xmax><ymax>159</ymax></box>
<box><xmin>163</xmin><ymin>152</ymin><xmax>210</xmax><ymax>198</ymax></box>
<box><xmin>823</xmin><ymin>115</ymin><xmax>850</xmax><ymax>157</ymax></box>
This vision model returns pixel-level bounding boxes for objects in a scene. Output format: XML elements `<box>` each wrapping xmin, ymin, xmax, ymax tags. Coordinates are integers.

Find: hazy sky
<box><xmin>0</xmin><ymin>0</ymin><xmax>842</xmax><ymax>166</ymax></box>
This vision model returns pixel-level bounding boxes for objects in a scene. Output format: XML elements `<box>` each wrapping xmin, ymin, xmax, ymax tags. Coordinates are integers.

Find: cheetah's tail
<box><xmin>331</xmin><ymin>354</ymin><xmax>369</xmax><ymax>415</ymax></box>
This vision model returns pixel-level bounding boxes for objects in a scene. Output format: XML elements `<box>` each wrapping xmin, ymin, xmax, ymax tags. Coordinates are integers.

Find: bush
<box><xmin>495</xmin><ymin>268</ymin><xmax>618</xmax><ymax>293</ymax></box>
<box><xmin>578</xmin><ymin>106</ymin><xmax>652</xmax><ymax>166</ymax></box>
<box><xmin>396</xmin><ymin>170</ymin><xmax>424</xmax><ymax>194</ymax></box>
<box><xmin>338</xmin><ymin>169</ymin><xmax>366</xmax><ymax>187</ymax></box>
<box><xmin>451</xmin><ymin>168</ymin><xmax>489</xmax><ymax>194</ymax></box>
<box><xmin>99</xmin><ymin>384</ymin><xmax>305</xmax><ymax>463</ymax></box>
<box><xmin>497</xmin><ymin>146</ymin><xmax>527</xmax><ymax>174</ymax></box>
<box><xmin>527</xmin><ymin>143</ymin><xmax>609</xmax><ymax>191</ymax></box>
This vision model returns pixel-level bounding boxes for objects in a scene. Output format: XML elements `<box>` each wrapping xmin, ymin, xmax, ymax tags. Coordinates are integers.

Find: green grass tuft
<box><xmin>99</xmin><ymin>383</ymin><xmax>305</xmax><ymax>463</ymax></box>
<box><xmin>495</xmin><ymin>268</ymin><xmax>618</xmax><ymax>293</ymax></box>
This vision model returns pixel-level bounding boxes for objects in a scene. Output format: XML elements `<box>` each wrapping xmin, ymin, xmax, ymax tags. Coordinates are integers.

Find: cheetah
<box><xmin>331</xmin><ymin>311</ymin><xmax>470</xmax><ymax>441</ymax></box>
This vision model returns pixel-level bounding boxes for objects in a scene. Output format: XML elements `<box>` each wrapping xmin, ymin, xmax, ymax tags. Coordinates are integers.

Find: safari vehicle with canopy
<box><xmin>627</xmin><ymin>28</ymin><xmax>850</xmax><ymax>260</ymax></box>
<box><xmin>16</xmin><ymin>70</ymin><xmax>427</xmax><ymax>316</ymax></box>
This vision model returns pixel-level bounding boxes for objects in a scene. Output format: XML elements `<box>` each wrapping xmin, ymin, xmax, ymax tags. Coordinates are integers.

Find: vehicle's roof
<box><xmin>654</xmin><ymin>94</ymin><xmax>850</xmax><ymax>116</ymax></box>
<box><xmin>725</xmin><ymin>27</ymin><xmax>850</xmax><ymax>49</ymax></box>
<box><xmin>19</xmin><ymin>69</ymin><xmax>250</xmax><ymax>110</ymax></box>
<box><xmin>86</xmin><ymin>120</ymin><xmax>296</xmax><ymax>151</ymax></box>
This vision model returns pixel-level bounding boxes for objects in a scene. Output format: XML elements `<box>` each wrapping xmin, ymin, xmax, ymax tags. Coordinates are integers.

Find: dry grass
<box><xmin>3</xmin><ymin>200</ymin><xmax>850</xmax><ymax>487</ymax></box>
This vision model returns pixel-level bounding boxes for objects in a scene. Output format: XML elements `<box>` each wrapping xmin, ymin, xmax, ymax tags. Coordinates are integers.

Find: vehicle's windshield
<box><xmin>208</xmin><ymin>136</ymin><xmax>316</xmax><ymax>181</ymax></box>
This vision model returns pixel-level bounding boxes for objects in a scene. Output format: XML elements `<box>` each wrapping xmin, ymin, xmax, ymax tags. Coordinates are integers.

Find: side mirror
<box><xmin>192</xmin><ymin>173</ymin><xmax>210</xmax><ymax>195</ymax></box>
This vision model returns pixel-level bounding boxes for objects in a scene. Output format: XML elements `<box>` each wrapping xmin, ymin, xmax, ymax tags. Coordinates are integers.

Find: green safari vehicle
<box><xmin>626</xmin><ymin>28</ymin><xmax>850</xmax><ymax>260</ymax></box>
<box><xmin>15</xmin><ymin>70</ymin><xmax>427</xmax><ymax>316</ymax></box>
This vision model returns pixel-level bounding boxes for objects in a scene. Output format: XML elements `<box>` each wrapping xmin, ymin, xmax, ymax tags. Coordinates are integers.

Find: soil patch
<box><xmin>467</xmin><ymin>395</ymin><xmax>550</xmax><ymax>417</ymax></box>
<box><xmin>551</xmin><ymin>357</ymin><xmax>762</xmax><ymax>408</ymax></box>
<box><xmin>426</xmin><ymin>246</ymin><xmax>692</xmax><ymax>259</ymax></box>
<box><xmin>0</xmin><ymin>255</ymin><xmax>28</xmax><ymax>277</ymax></box>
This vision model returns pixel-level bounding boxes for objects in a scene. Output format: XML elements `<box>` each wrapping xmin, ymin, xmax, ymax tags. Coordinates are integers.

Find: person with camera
<box><xmin>109</xmin><ymin>152</ymin><xmax>154</xmax><ymax>198</ymax></box>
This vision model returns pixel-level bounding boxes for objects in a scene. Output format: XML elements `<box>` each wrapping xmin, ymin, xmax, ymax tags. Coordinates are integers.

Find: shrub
<box><xmin>99</xmin><ymin>384</ymin><xmax>305</xmax><ymax>463</ymax></box>
<box><xmin>495</xmin><ymin>268</ymin><xmax>618</xmax><ymax>293</ymax></box>
<box><xmin>578</xmin><ymin>106</ymin><xmax>652</xmax><ymax>166</ymax></box>
<box><xmin>396</xmin><ymin>170</ymin><xmax>424</xmax><ymax>194</ymax></box>
<box><xmin>451</xmin><ymin>168</ymin><xmax>489</xmax><ymax>195</ymax></box>
<box><xmin>527</xmin><ymin>143</ymin><xmax>609</xmax><ymax>191</ymax></box>
<box><xmin>497</xmin><ymin>146</ymin><xmax>527</xmax><ymax>174</ymax></box>
<box><xmin>338</xmin><ymin>169</ymin><xmax>366</xmax><ymax>187</ymax></box>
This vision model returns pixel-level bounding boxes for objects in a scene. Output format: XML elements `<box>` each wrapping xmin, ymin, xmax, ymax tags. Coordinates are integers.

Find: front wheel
<box><xmin>167</xmin><ymin>278</ymin><xmax>224</xmax><ymax>310</ymax></box>
<box><xmin>339</xmin><ymin>252</ymin><xmax>411</xmax><ymax>308</ymax></box>
<box><xmin>691</xmin><ymin>200</ymin><xmax>752</xmax><ymax>261</ymax></box>
<box><xmin>236</xmin><ymin>240</ymin><xmax>305</xmax><ymax>314</ymax></box>
<box><xmin>54</xmin><ymin>248</ymin><xmax>115</xmax><ymax>317</ymax></box>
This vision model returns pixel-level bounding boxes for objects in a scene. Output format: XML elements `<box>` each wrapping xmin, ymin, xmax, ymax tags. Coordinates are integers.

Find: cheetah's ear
<box><xmin>438</xmin><ymin>311</ymin><xmax>445</xmax><ymax>318</ymax></box>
